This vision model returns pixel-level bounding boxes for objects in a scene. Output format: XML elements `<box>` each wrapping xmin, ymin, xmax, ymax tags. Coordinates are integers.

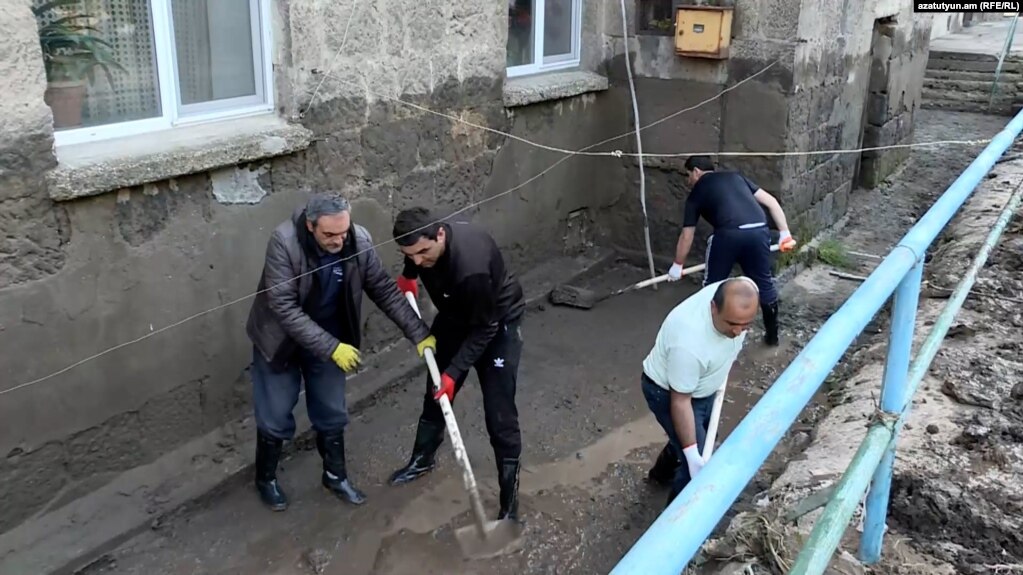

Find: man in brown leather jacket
<box><xmin>245</xmin><ymin>193</ymin><xmax>436</xmax><ymax>511</ymax></box>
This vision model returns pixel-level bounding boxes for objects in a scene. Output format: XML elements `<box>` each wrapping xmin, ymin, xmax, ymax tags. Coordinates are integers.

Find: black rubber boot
<box><xmin>255</xmin><ymin>430</ymin><xmax>288</xmax><ymax>511</ymax></box>
<box><xmin>647</xmin><ymin>443</ymin><xmax>680</xmax><ymax>486</ymax></box>
<box><xmin>762</xmin><ymin>300</ymin><xmax>780</xmax><ymax>346</ymax></box>
<box><xmin>497</xmin><ymin>457</ymin><xmax>521</xmax><ymax>521</ymax></box>
<box><xmin>389</xmin><ymin>417</ymin><xmax>446</xmax><ymax>486</ymax></box>
<box><xmin>316</xmin><ymin>431</ymin><xmax>366</xmax><ymax>505</ymax></box>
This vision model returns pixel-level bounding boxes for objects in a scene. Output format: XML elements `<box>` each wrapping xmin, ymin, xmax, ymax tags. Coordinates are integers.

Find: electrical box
<box><xmin>674</xmin><ymin>5</ymin><xmax>733</xmax><ymax>59</ymax></box>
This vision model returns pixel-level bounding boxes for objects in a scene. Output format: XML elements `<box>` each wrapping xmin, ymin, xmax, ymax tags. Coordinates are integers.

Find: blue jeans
<box><xmin>251</xmin><ymin>346</ymin><xmax>348</xmax><ymax>440</ymax></box>
<box><xmin>642</xmin><ymin>373</ymin><xmax>716</xmax><ymax>503</ymax></box>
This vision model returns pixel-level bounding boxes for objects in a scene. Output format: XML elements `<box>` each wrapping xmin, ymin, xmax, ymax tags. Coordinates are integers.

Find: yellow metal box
<box><xmin>674</xmin><ymin>5</ymin><xmax>733</xmax><ymax>59</ymax></box>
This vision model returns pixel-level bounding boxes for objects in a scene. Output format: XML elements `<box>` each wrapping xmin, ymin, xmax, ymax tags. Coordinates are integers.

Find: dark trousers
<box><xmin>703</xmin><ymin>226</ymin><xmax>779</xmax><ymax>305</ymax></box>
<box><xmin>641</xmin><ymin>373</ymin><xmax>715</xmax><ymax>501</ymax></box>
<box><xmin>420</xmin><ymin>318</ymin><xmax>523</xmax><ymax>461</ymax></box>
<box><xmin>251</xmin><ymin>346</ymin><xmax>348</xmax><ymax>440</ymax></box>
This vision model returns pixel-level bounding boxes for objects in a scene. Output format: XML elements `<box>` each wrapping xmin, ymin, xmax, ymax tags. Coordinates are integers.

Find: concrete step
<box><xmin>921</xmin><ymin>97</ymin><xmax>1015</xmax><ymax>115</ymax></box>
<box><xmin>922</xmin><ymin>86</ymin><xmax>1017</xmax><ymax>105</ymax></box>
<box><xmin>923</xmin><ymin>77</ymin><xmax>1021</xmax><ymax>95</ymax></box>
<box><xmin>927</xmin><ymin>56</ymin><xmax>1023</xmax><ymax>74</ymax></box>
<box><xmin>928</xmin><ymin>50</ymin><xmax>1000</xmax><ymax>62</ymax></box>
<box><xmin>924</xmin><ymin>68</ymin><xmax>1023</xmax><ymax>83</ymax></box>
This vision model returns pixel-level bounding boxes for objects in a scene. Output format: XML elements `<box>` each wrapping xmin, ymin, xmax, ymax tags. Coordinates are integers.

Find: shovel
<box><xmin>403</xmin><ymin>292</ymin><xmax>525</xmax><ymax>559</ymax></box>
<box><xmin>550</xmin><ymin>244</ymin><xmax>783</xmax><ymax>310</ymax></box>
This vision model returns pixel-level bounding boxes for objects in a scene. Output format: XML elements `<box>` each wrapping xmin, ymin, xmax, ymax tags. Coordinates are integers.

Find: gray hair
<box><xmin>305</xmin><ymin>193</ymin><xmax>351</xmax><ymax>226</ymax></box>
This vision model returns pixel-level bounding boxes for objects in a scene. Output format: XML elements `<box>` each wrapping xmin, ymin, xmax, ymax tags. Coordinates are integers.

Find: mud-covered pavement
<box><xmin>82</xmin><ymin>109</ymin><xmax>1013</xmax><ymax>575</ymax></box>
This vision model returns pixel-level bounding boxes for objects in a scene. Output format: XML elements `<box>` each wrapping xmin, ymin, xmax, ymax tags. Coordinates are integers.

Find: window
<box><xmin>637</xmin><ymin>0</ymin><xmax>675</xmax><ymax>36</ymax></box>
<box><xmin>33</xmin><ymin>0</ymin><xmax>274</xmax><ymax>147</ymax></box>
<box><xmin>506</xmin><ymin>0</ymin><xmax>582</xmax><ymax>77</ymax></box>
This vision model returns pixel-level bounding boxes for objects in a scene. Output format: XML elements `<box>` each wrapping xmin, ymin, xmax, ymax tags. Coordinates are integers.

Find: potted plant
<box><xmin>34</xmin><ymin>0</ymin><xmax>123</xmax><ymax>129</ymax></box>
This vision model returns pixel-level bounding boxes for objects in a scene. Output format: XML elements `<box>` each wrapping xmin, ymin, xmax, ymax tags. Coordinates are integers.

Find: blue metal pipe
<box><xmin>860</xmin><ymin>259</ymin><xmax>923</xmax><ymax>563</ymax></box>
<box><xmin>609</xmin><ymin>108</ymin><xmax>1023</xmax><ymax>575</ymax></box>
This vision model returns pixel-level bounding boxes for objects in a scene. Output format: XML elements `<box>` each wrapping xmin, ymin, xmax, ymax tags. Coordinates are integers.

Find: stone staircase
<box><xmin>922</xmin><ymin>51</ymin><xmax>1023</xmax><ymax>115</ymax></box>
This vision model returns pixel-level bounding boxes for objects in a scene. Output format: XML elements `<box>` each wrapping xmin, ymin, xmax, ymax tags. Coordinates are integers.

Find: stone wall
<box><xmin>858</xmin><ymin>16</ymin><xmax>931</xmax><ymax>188</ymax></box>
<box><xmin>599</xmin><ymin>0</ymin><xmax>933</xmax><ymax>263</ymax></box>
<box><xmin>599</xmin><ymin>0</ymin><xmax>797</xmax><ymax>263</ymax></box>
<box><xmin>0</xmin><ymin>0</ymin><xmax>622</xmax><ymax>535</ymax></box>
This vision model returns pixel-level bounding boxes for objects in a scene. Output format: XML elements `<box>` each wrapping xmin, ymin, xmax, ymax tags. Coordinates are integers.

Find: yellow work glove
<box><xmin>416</xmin><ymin>335</ymin><xmax>437</xmax><ymax>358</ymax></box>
<box><xmin>331</xmin><ymin>343</ymin><xmax>361</xmax><ymax>373</ymax></box>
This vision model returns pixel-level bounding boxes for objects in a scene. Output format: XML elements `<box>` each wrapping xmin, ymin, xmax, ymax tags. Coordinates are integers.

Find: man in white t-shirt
<box><xmin>641</xmin><ymin>277</ymin><xmax>759</xmax><ymax>504</ymax></box>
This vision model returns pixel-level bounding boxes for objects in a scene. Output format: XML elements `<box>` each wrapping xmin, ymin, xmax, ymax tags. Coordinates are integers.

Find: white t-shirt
<box><xmin>642</xmin><ymin>280</ymin><xmax>746</xmax><ymax>398</ymax></box>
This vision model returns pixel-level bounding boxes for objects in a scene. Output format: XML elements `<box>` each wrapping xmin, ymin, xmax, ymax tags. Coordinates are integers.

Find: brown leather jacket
<box><xmin>246</xmin><ymin>206</ymin><xmax>429</xmax><ymax>368</ymax></box>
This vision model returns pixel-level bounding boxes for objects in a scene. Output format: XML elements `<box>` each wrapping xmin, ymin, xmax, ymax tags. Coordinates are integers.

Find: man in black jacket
<box><xmin>246</xmin><ymin>194</ymin><xmax>436</xmax><ymax>511</ymax></box>
<box><xmin>388</xmin><ymin>207</ymin><xmax>526</xmax><ymax>521</ymax></box>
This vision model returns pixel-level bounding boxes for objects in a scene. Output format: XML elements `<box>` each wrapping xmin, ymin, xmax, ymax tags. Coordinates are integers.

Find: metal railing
<box><xmin>610</xmin><ymin>108</ymin><xmax>1023</xmax><ymax>575</ymax></box>
<box><xmin>989</xmin><ymin>13</ymin><xmax>1019</xmax><ymax>111</ymax></box>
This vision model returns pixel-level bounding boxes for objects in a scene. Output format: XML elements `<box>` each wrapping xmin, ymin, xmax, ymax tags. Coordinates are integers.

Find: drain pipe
<box><xmin>620</xmin><ymin>0</ymin><xmax>658</xmax><ymax>284</ymax></box>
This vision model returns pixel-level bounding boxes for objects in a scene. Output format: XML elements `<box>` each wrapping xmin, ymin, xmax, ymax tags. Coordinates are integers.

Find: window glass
<box><xmin>543</xmin><ymin>0</ymin><xmax>573</xmax><ymax>58</ymax></box>
<box><xmin>35</xmin><ymin>0</ymin><xmax>162</xmax><ymax>131</ymax></box>
<box><xmin>507</xmin><ymin>0</ymin><xmax>534</xmax><ymax>67</ymax></box>
<box><xmin>172</xmin><ymin>0</ymin><xmax>256</xmax><ymax>106</ymax></box>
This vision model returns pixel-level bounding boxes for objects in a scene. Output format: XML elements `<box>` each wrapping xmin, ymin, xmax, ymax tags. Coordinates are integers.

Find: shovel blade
<box><xmin>548</xmin><ymin>284</ymin><xmax>599</xmax><ymax>309</ymax></box>
<box><xmin>454</xmin><ymin>519</ymin><xmax>525</xmax><ymax>559</ymax></box>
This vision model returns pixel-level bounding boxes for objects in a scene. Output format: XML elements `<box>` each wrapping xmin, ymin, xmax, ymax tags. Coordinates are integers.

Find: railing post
<box><xmin>859</xmin><ymin>257</ymin><xmax>923</xmax><ymax>564</ymax></box>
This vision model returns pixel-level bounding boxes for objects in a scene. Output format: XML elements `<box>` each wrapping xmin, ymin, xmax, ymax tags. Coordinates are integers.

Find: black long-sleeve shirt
<box><xmin>401</xmin><ymin>221</ymin><xmax>525</xmax><ymax>380</ymax></box>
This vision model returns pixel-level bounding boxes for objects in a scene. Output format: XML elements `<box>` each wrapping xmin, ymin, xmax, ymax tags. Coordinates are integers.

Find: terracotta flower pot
<box><xmin>44</xmin><ymin>80</ymin><xmax>87</xmax><ymax>129</ymax></box>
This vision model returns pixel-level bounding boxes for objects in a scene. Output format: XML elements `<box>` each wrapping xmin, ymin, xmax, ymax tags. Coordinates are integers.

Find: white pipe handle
<box><xmin>403</xmin><ymin>291</ymin><xmax>489</xmax><ymax>533</ymax></box>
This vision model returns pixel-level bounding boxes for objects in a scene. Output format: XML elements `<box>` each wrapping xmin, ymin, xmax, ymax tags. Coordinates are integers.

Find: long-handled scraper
<box><xmin>550</xmin><ymin>244</ymin><xmax>782</xmax><ymax>310</ymax></box>
<box><xmin>403</xmin><ymin>292</ymin><xmax>524</xmax><ymax>559</ymax></box>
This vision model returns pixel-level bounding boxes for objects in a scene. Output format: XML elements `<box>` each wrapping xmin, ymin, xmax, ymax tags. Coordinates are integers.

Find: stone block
<box><xmin>783</xmin><ymin>171</ymin><xmax>817</xmax><ymax>212</ymax></box>
<box><xmin>857</xmin><ymin>144</ymin><xmax>910</xmax><ymax>188</ymax></box>
<box><xmin>360</xmin><ymin>117</ymin><xmax>422</xmax><ymax>180</ymax></box>
<box><xmin>0</xmin><ymin>193</ymin><xmax>68</xmax><ymax>286</ymax></box>
<box><xmin>812</xmin><ymin>158</ymin><xmax>847</xmax><ymax>203</ymax></box>
<box><xmin>723</xmin><ymin>156</ymin><xmax>785</xmax><ymax>193</ymax></box>
<box><xmin>866</xmin><ymin>92</ymin><xmax>889</xmax><ymax>125</ymax></box>
<box><xmin>722</xmin><ymin>79</ymin><xmax>788</xmax><ymax>154</ymax></box>
<box><xmin>862</xmin><ymin>113</ymin><xmax>908</xmax><ymax>156</ymax></box>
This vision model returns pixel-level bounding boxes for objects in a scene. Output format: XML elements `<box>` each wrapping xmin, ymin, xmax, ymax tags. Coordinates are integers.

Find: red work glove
<box><xmin>434</xmin><ymin>373</ymin><xmax>455</xmax><ymax>403</ymax></box>
<box><xmin>396</xmin><ymin>275</ymin><xmax>418</xmax><ymax>298</ymax></box>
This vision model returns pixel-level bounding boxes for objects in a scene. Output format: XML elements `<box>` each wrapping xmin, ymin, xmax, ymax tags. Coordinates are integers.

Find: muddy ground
<box><xmin>73</xmin><ymin>109</ymin><xmax>1014</xmax><ymax>575</ymax></box>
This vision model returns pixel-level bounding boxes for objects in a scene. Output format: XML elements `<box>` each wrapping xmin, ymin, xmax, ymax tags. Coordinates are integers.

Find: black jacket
<box><xmin>247</xmin><ymin>207</ymin><xmax>430</xmax><ymax>369</ymax></box>
<box><xmin>402</xmin><ymin>221</ymin><xmax>525</xmax><ymax>380</ymax></box>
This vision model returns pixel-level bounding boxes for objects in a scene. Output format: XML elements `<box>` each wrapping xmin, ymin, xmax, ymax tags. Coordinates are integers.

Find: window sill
<box><xmin>502</xmin><ymin>70</ymin><xmax>609</xmax><ymax>108</ymax></box>
<box><xmin>46</xmin><ymin>114</ymin><xmax>314</xmax><ymax>202</ymax></box>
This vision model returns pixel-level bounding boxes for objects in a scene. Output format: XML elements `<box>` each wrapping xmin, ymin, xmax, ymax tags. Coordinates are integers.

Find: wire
<box><xmin>302</xmin><ymin>0</ymin><xmax>360</xmax><ymax>117</ymax></box>
<box><xmin>619</xmin><ymin>0</ymin><xmax>658</xmax><ymax>283</ymax></box>
<box><xmin>306</xmin><ymin>63</ymin><xmax>990</xmax><ymax>159</ymax></box>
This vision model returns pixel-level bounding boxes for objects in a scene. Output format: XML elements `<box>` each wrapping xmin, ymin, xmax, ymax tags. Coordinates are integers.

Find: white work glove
<box><xmin>667</xmin><ymin>262</ymin><xmax>684</xmax><ymax>281</ymax></box>
<box><xmin>682</xmin><ymin>444</ymin><xmax>705</xmax><ymax>478</ymax></box>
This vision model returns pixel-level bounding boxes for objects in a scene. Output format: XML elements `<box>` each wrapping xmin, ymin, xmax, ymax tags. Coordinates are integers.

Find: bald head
<box><xmin>710</xmin><ymin>278</ymin><xmax>760</xmax><ymax>338</ymax></box>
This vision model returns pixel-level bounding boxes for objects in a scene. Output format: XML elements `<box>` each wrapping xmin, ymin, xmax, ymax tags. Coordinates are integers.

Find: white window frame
<box><xmin>53</xmin><ymin>0</ymin><xmax>275</xmax><ymax>148</ymax></box>
<box><xmin>506</xmin><ymin>0</ymin><xmax>583</xmax><ymax>78</ymax></box>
